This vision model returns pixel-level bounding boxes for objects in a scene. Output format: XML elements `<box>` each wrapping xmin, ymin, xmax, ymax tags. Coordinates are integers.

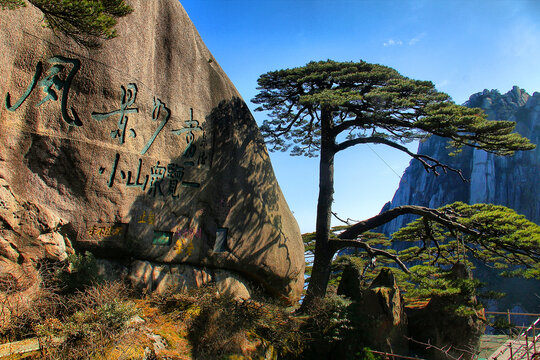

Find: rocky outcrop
<box><xmin>406</xmin><ymin>264</ymin><xmax>486</xmax><ymax>360</ymax></box>
<box><xmin>380</xmin><ymin>86</ymin><xmax>539</xmax><ymax>239</ymax></box>
<box><xmin>337</xmin><ymin>267</ymin><xmax>408</xmax><ymax>356</ymax></box>
<box><xmin>0</xmin><ymin>0</ymin><xmax>304</xmax><ymax>303</ymax></box>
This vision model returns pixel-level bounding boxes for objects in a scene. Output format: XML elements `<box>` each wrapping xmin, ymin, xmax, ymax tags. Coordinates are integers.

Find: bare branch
<box><xmin>331</xmin><ymin>212</ymin><xmax>359</xmax><ymax>225</ymax></box>
<box><xmin>335</xmin><ymin>136</ymin><xmax>467</xmax><ymax>180</ymax></box>
<box><xmin>406</xmin><ymin>336</ymin><xmax>479</xmax><ymax>360</ymax></box>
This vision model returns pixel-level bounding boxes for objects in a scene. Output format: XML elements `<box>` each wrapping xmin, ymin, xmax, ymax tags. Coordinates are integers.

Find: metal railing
<box><xmin>488</xmin><ymin>315</ymin><xmax>540</xmax><ymax>360</ymax></box>
<box><xmin>485</xmin><ymin>311</ymin><xmax>540</xmax><ymax>329</ymax></box>
<box><xmin>521</xmin><ymin>317</ymin><xmax>539</xmax><ymax>360</ymax></box>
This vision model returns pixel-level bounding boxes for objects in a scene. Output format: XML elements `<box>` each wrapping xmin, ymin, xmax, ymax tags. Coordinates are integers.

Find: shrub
<box><xmin>37</xmin><ymin>281</ymin><xmax>137</xmax><ymax>359</ymax></box>
<box><xmin>297</xmin><ymin>293</ymin><xmax>353</xmax><ymax>359</ymax></box>
<box><xmin>0</xmin><ymin>263</ymin><xmax>63</xmax><ymax>342</ymax></box>
<box><xmin>55</xmin><ymin>251</ymin><xmax>103</xmax><ymax>293</ymax></box>
<box><xmin>148</xmin><ymin>285</ymin><xmax>303</xmax><ymax>359</ymax></box>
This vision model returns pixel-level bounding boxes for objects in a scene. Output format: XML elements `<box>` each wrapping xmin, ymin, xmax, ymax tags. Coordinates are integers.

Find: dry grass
<box><xmin>0</xmin><ymin>265</ymin><xmax>356</xmax><ymax>360</ymax></box>
<box><xmin>0</xmin><ymin>266</ymin><xmax>64</xmax><ymax>342</ymax></box>
<box><xmin>148</xmin><ymin>285</ymin><xmax>305</xmax><ymax>359</ymax></box>
<box><xmin>37</xmin><ymin>282</ymin><xmax>138</xmax><ymax>360</ymax></box>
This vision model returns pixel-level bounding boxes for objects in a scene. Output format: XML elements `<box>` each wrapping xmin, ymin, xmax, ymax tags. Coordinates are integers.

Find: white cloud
<box><xmin>383</xmin><ymin>39</ymin><xmax>403</xmax><ymax>47</ymax></box>
<box><xmin>408</xmin><ymin>32</ymin><xmax>426</xmax><ymax>46</ymax></box>
<box><xmin>408</xmin><ymin>37</ymin><xmax>420</xmax><ymax>46</ymax></box>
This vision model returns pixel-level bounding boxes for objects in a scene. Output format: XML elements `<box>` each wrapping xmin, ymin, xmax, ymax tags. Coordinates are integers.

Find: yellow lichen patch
<box><xmin>134</xmin><ymin>299</ymin><xmax>160</xmax><ymax>319</ymax></box>
<box><xmin>101</xmin><ymin>331</ymin><xmax>150</xmax><ymax>360</ymax></box>
<box><xmin>135</xmin><ymin>299</ymin><xmax>193</xmax><ymax>359</ymax></box>
<box><xmin>184</xmin><ymin>304</ymin><xmax>201</xmax><ymax>318</ymax></box>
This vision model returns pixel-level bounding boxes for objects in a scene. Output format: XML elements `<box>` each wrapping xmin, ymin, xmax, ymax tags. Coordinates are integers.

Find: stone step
<box><xmin>0</xmin><ymin>337</ymin><xmax>64</xmax><ymax>358</ymax></box>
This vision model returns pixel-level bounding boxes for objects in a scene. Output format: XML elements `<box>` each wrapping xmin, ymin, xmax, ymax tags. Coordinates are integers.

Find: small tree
<box><xmin>252</xmin><ymin>60</ymin><xmax>535</xmax><ymax>310</ymax></box>
<box><xmin>0</xmin><ymin>0</ymin><xmax>132</xmax><ymax>47</ymax></box>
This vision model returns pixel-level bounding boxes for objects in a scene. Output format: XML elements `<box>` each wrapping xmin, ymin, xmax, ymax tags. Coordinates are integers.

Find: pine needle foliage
<box><xmin>0</xmin><ymin>0</ymin><xmax>24</xmax><ymax>10</ymax></box>
<box><xmin>325</xmin><ymin>202</ymin><xmax>540</xmax><ymax>306</ymax></box>
<box><xmin>253</xmin><ymin>60</ymin><xmax>535</xmax><ymax>157</ymax></box>
<box><xmin>0</xmin><ymin>0</ymin><xmax>133</xmax><ymax>47</ymax></box>
<box><xmin>394</xmin><ymin>202</ymin><xmax>540</xmax><ymax>280</ymax></box>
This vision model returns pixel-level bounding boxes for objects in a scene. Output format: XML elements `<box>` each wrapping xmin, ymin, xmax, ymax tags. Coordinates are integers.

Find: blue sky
<box><xmin>180</xmin><ymin>0</ymin><xmax>540</xmax><ymax>233</ymax></box>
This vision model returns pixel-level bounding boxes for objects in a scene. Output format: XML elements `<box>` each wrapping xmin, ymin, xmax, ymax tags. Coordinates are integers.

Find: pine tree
<box><xmin>252</xmin><ymin>60</ymin><xmax>536</xmax><ymax>310</ymax></box>
<box><xmin>0</xmin><ymin>0</ymin><xmax>133</xmax><ymax>47</ymax></box>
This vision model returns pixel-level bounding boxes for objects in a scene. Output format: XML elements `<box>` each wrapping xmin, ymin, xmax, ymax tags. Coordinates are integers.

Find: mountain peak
<box><xmin>464</xmin><ymin>87</ymin><xmax>531</xmax><ymax>118</ymax></box>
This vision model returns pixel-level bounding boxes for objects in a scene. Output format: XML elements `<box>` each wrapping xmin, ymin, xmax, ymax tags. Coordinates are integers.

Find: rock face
<box><xmin>337</xmin><ymin>267</ymin><xmax>408</xmax><ymax>356</ymax></box>
<box><xmin>0</xmin><ymin>0</ymin><xmax>304</xmax><ymax>302</ymax></box>
<box><xmin>380</xmin><ymin>86</ymin><xmax>539</xmax><ymax>238</ymax></box>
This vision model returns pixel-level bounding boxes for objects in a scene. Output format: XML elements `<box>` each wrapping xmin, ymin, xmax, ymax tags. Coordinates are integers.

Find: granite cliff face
<box><xmin>379</xmin><ymin>87</ymin><xmax>540</xmax><ymax>312</ymax></box>
<box><xmin>380</xmin><ymin>86</ymin><xmax>540</xmax><ymax>237</ymax></box>
<box><xmin>0</xmin><ymin>0</ymin><xmax>304</xmax><ymax>303</ymax></box>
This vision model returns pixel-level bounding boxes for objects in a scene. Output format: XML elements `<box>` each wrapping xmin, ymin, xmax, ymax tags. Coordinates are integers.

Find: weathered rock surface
<box><xmin>0</xmin><ymin>0</ymin><xmax>304</xmax><ymax>303</ymax></box>
<box><xmin>337</xmin><ymin>267</ymin><xmax>408</xmax><ymax>356</ymax></box>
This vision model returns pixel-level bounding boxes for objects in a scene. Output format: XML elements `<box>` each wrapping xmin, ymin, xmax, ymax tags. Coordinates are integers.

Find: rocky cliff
<box><xmin>380</xmin><ymin>86</ymin><xmax>539</xmax><ymax>237</ymax></box>
<box><xmin>0</xmin><ymin>0</ymin><xmax>304</xmax><ymax>303</ymax></box>
<box><xmin>379</xmin><ymin>86</ymin><xmax>540</xmax><ymax>312</ymax></box>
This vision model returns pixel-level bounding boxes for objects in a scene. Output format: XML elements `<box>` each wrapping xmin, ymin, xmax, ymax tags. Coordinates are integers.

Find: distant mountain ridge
<box><xmin>380</xmin><ymin>86</ymin><xmax>540</xmax><ymax>238</ymax></box>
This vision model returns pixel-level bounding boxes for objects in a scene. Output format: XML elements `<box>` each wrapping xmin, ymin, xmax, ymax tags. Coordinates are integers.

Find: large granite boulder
<box><xmin>0</xmin><ymin>0</ymin><xmax>304</xmax><ymax>303</ymax></box>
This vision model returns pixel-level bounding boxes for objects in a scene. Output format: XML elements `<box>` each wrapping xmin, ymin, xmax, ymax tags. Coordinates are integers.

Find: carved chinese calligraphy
<box><xmin>4</xmin><ymin>54</ymin><xmax>208</xmax><ymax>199</ymax></box>
<box><xmin>97</xmin><ymin>154</ymin><xmax>200</xmax><ymax>198</ymax></box>
<box><xmin>92</xmin><ymin>83</ymin><xmax>139</xmax><ymax>144</ymax></box>
<box><xmin>172</xmin><ymin>108</ymin><xmax>202</xmax><ymax>157</ymax></box>
<box><xmin>140</xmin><ymin>98</ymin><xmax>170</xmax><ymax>155</ymax></box>
<box><xmin>88</xmin><ymin>82</ymin><xmax>206</xmax><ymax>195</ymax></box>
<box><xmin>174</xmin><ymin>225</ymin><xmax>201</xmax><ymax>257</ymax></box>
<box><xmin>5</xmin><ymin>56</ymin><xmax>82</xmax><ymax>126</ymax></box>
<box><xmin>137</xmin><ymin>210</ymin><xmax>156</xmax><ymax>224</ymax></box>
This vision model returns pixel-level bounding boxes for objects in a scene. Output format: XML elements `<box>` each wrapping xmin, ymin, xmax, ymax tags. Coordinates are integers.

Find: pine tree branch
<box><xmin>271</xmin><ymin>105</ymin><xmax>308</xmax><ymax>137</ymax></box>
<box><xmin>338</xmin><ymin>205</ymin><xmax>479</xmax><ymax>240</ymax></box>
<box><xmin>335</xmin><ymin>136</ymin><xmax>467</xmax><ymax>180</ymax></box>
<box><xmin>331</xmin><ymin>211</ymin><xmax>359</xmax><ymax>225</ymax></box>
<box><xmin>422</xmin><ymin>218</ymin><xmax>442</xmax><ymax>265</ymax></box>
<box><xmin>329</xmin><ymin>238</ymin><xmax>410</xmax><ymax>273</ymax></box>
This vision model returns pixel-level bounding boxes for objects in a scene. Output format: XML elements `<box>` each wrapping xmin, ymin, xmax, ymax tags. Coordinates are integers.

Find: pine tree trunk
<box><xmin>300</xmin><ymin>107</ymin><xmax>336</xmax><ymax>312</ymax></box>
